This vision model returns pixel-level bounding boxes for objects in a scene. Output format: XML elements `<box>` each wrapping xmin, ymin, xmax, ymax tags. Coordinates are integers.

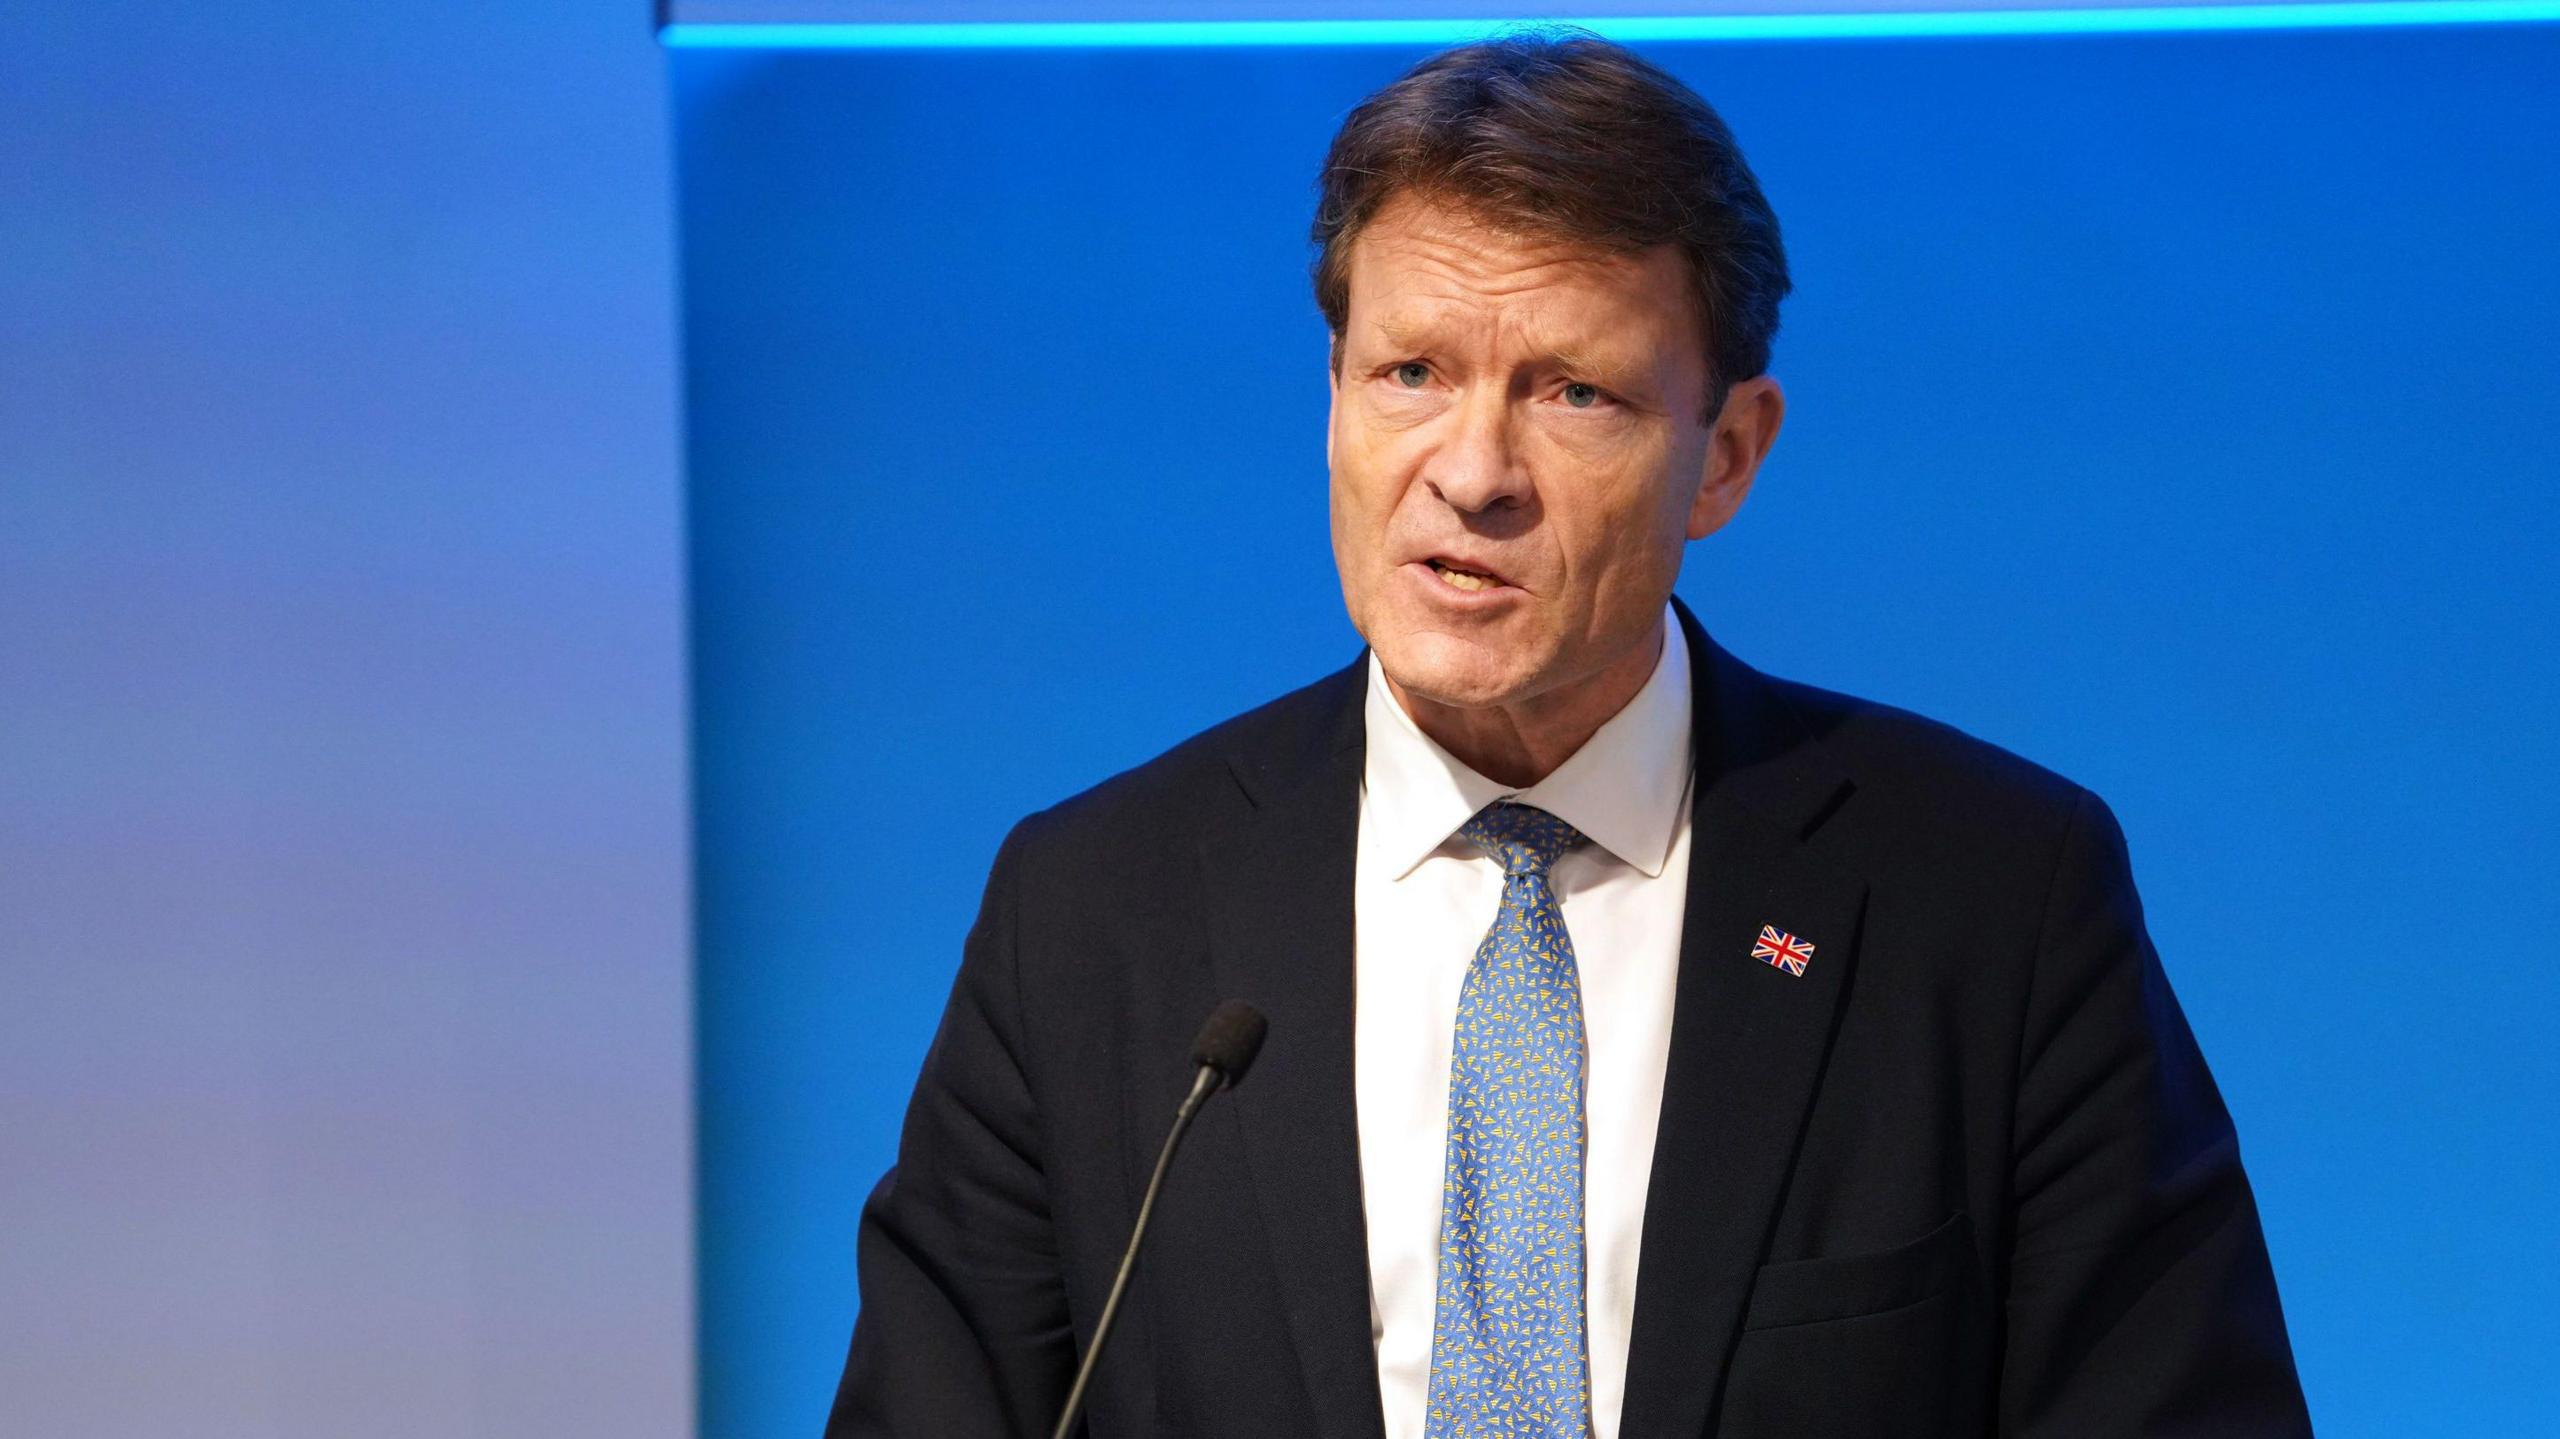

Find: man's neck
<box><xmin>1383</xmin><ymin>617</ymin><xmax>1668</xmax><ymax>789</ymax></box>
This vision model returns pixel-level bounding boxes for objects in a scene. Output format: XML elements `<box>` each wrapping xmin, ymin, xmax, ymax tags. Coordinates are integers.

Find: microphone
<box><xmin>1049</xmin><ymin>1001</ymin><xmax>1268</xmax><ymax>1439</ymax></box>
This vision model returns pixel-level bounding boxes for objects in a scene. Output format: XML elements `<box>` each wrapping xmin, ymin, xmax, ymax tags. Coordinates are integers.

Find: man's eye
<box><xmin>1562</xmin><ymin>382</ymin><xmax>1604</xmax><ymax>409</ymax></box>
<box><xmin>1392</xmin><ymin>361</ymin><xmax>1431</xmax><ymax>388</ymax></box>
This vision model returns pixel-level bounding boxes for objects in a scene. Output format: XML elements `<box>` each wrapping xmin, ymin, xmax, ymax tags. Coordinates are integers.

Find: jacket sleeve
<box><xmin>824</xmin><ymin>815</ymin><xmax>1076</xmax><ymax>1438</ymax></box>
<box><xmin>1997</xmin><ymin>788</ymin><xmax>2313</xmax><ymax>1436</ymax></box>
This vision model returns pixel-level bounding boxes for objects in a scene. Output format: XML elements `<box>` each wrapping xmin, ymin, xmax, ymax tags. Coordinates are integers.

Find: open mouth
<box><xmin>1425</xmin><ymin>558</ymin><xmax>1507</xmax><ymax>593</ymax></box>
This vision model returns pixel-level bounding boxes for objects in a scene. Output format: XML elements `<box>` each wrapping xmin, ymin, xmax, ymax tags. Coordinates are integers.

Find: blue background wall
<box><xmin>1</xmin><ymin>5</ymin><xmax>690</xmax><ymax>1436</ymax></box>
<box><xmin>675</xmin><ymin>22</ymin><xmax>2560</xmax><ymax>1437</ymax></box>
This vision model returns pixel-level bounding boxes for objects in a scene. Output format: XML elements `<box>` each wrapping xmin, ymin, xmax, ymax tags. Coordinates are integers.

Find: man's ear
<box><xmin>1324</xmin><ymin>334</ymin><xmax>1341</xmax><ymax>474</ymax></box>
<box><xmin>1687</xmin><ymin>374</ymin><xmax>1785</xmax><ymax>541</ymax></box>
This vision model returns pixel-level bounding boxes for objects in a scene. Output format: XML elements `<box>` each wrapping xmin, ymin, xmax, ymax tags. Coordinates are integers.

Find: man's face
<box><xmin>1327</xmin><ymin>190</ymin><xmax>1748</xmax><ymax>714</ymax></box>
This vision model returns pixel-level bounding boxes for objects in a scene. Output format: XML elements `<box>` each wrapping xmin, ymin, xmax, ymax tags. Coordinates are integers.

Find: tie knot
<box><xmin>1458</xmin><ymin>801</ymin><xmax>1587</xmax><ymax>877</ymax></box>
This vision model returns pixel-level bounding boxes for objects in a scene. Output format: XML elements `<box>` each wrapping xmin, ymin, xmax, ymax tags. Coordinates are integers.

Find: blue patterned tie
<box><xmin>1426</xmin><ymin>801</ymin><xmax>1592</xmax><ymax>1439</ymax></box>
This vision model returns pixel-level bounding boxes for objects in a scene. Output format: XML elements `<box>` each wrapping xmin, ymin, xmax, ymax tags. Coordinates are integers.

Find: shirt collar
<box><xmin>1360</xmin><ymin>601</ymin><xmax>1695</xmax><ymax>881</ymax></box>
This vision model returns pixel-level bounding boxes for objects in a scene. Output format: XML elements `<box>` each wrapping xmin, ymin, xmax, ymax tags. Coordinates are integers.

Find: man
<box><xmin>826</xmin><ymin>29</ymin><xmax>2309</xmax><ymax>1439</ymax></box>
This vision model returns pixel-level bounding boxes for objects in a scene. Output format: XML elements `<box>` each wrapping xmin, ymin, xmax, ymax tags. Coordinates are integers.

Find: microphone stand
<box><xmin>1049</xmin><ymin>1063</ymin><xmax>1223</xmax><ymax>1439</ymax></box>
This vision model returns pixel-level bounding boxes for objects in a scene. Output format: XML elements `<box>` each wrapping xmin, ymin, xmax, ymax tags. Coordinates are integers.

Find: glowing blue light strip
<box><xmin>660</xmin><ymin>3</ymin><xmax>2560</xmax><ymax>49</ymax></box>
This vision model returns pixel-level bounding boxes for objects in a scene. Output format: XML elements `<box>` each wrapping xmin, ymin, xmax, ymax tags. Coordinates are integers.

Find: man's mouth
<box><xmin>1426</xmin><ymin>558</ymin><xmax>1505</xmax><ymax>593</ymax></box>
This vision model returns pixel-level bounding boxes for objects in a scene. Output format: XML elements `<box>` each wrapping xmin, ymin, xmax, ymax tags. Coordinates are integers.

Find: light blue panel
<box><xmin>1</xmin><ymin>3</ymin><xmax>689</xmax><ymax>1437</ymax></box>
<box><xmin>677</xmin><ymin>25</ymin><xmax>2560</xmax><ymax>1437</ymax></box>
<box><xmin>663</xmin><ymin>2</ymin><xmax>2560</xmax><ymax>46</ymax></box>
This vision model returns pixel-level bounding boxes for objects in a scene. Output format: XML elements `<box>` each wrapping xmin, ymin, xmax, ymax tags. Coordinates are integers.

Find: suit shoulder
<box><xmin>1001</xmin><ymin>657</ymin><xmax>1360</xmax><ymax>864</ymax></box>
<box><xmin>1750</xmin><ymin>672</ymin><xmax>2134</xmax><ymax>967</ymax></box>
<box><xmin>1764</xmin><ymin>671</ymin><xmax>2094</xmax><ymax>835</ymax></box>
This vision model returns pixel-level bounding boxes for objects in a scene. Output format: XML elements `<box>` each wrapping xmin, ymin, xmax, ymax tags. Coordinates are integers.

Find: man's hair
<box><xmin>1310</xmin><ymin>27</ymin><xmax>1790</xmax><ymax>419</ymax></box>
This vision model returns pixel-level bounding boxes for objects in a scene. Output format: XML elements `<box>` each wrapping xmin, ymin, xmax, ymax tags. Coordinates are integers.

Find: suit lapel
<box><xmin>1618</xmin><ymin>599</ymin><xmax>1870</xmax><ymax>1437</ymax></box>
<box><xmin>1200</xmin><ymin>657</ymin><xmax>1387</xmax><ymax>1439</ymax></box>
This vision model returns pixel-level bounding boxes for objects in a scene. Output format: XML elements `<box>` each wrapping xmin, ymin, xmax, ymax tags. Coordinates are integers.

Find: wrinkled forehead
<box><xmin>1339</xmin><ymin>193</ymin><xmax>1706</xmax><ymax>383</ymax></box>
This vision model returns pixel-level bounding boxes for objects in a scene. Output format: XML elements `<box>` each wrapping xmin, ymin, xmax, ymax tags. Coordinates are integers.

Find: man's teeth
<box><xmin>1433</xmin><ymin>564</ymin><xmax>1497</xmax><ymax>592</ymax></box>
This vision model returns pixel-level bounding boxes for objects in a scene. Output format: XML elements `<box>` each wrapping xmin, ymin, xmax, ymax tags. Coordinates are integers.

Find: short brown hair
<box><xmin>1310</xmin><ymin>27</ymin><xmax>1790</xmax><ymax>417</ymax></box>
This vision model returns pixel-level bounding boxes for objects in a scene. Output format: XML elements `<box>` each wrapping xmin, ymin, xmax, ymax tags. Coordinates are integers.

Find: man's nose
<box><xmin>1421</xmin><ymin>387</ymin><xmax>1533</xmax><ymax>516</ymax></box>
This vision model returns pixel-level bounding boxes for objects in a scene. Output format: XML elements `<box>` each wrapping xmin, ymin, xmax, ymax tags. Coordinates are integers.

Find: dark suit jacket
<box><xmin>824</xmin><ymin>599</ymin><xmax>2310</xmax><ymax>1437</ymax></box>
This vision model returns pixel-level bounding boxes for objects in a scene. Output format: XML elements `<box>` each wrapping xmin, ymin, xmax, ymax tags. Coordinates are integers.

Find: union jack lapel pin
<box><xmin>1752</xmin><ymin>924</ymin><xmax>1815</xmax><ymax>977</ymax></box>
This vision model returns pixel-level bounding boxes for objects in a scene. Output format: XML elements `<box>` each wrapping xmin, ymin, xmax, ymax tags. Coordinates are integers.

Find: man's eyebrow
<box><xmin>1367</xmin><ymin>318</ymin><xmax>1648</xmax><ymax>386</ymax></box>
<box><xmin>1545</xmin><ymin>340</ymin><xmax>1647</xmax><ymax>388</ymax></box>
<box><xmin>1372</xmin><ymin>316</ymin><xmax>1441</xmax><ymax>348</ymax></box>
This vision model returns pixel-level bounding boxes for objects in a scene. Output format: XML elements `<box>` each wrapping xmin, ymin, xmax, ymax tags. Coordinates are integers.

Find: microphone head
<box><xmin>1189</xmin><ymin>1001</ymin><xmax>1269</xmax><ymax>1089</ymax></box>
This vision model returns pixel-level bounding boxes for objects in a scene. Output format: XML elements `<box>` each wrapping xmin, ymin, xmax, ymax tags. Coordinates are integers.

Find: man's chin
<box><xmin>1372</xmin><ymin>634</ymin><xmax>1543</xmax><ymax>713</ymax></box>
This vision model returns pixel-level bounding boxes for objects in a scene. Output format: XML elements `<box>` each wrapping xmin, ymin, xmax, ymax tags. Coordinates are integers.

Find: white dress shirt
<box><xmin>1353</xmin><ymin>603</ymin><xmax>1696</xmax><ymax>1439</ymax></box>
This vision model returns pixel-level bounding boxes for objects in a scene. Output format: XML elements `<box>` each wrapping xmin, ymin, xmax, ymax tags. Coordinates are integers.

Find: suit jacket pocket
<box><xmin>1720</xmin><ymin>1212</ymin><xmax>1984</xmax><ymax>1437</ymax></box>
<box><xmin>1740</xmin><ymin>1209</ymin><xmax>1972</xmax><ymax>1331</ymax></box>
